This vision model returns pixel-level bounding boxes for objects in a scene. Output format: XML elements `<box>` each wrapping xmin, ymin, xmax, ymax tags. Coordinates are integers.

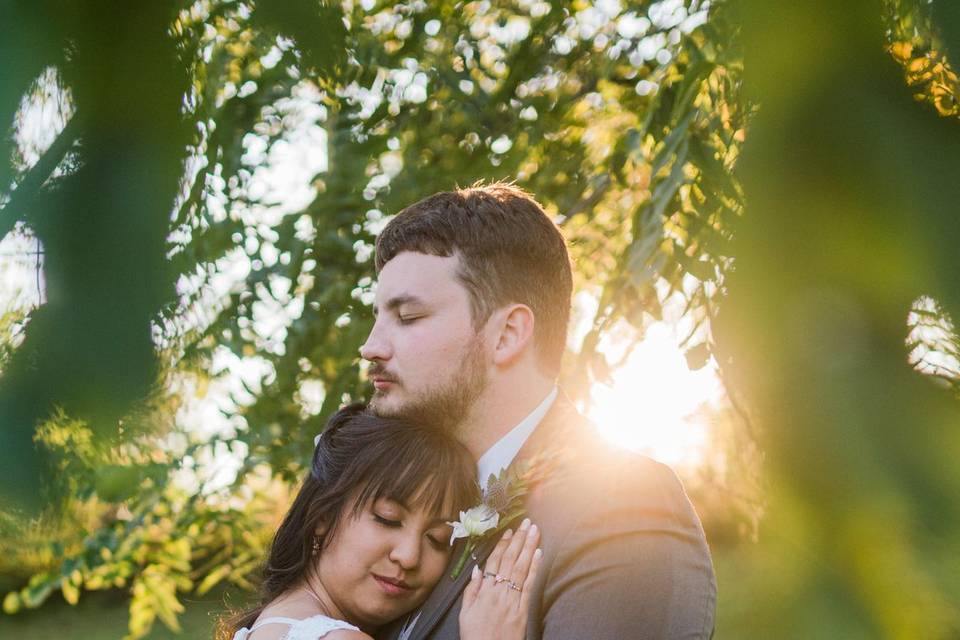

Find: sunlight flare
<box><xmin>586</xmin><ymin>323</ymin><xmax>722</xmax><ymax>471</ymax></box>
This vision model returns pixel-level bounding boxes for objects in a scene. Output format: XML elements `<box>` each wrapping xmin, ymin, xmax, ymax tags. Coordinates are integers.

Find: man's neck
<box><xmin>457</xmin><ymin>373</ymin><xmax>556</xmax><ymax>460</ymax></box>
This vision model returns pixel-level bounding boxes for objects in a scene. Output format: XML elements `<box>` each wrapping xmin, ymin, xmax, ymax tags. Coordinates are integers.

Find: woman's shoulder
<box><xmin>242</xmin><ymin>623</ymin><xmax>289</xmax><ymax>640</ymax></box>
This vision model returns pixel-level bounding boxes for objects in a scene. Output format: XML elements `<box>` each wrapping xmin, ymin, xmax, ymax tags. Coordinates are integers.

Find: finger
<box><xmin>463</xmin><ymin>564</ymin><xmax>481</xmax><ymax>607</ymax></box>
<box><xmin>518</xmin><ymin>548</ymin><xmax>542</xmax><ymax>613</ymax></box>
<box><xmin>509</xmin><ymin>522</ymin><xmax>540</xmax><ymax>586</ymax></box>
<box><xmin>482</xmin><ymin>528</ymin><xmax>513</xmax><ymax>586</ymax></box>
<box><xmin>494</xmin><ymin>518</ymin><xmax>530</xmax><ymax>578</ymax></box>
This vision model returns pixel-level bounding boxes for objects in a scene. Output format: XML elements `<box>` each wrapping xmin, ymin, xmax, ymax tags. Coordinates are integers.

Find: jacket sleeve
<box><xmin>540</xmin><ymin>460</ymin><xmax>716</xmax><ymax>640</ymax></box>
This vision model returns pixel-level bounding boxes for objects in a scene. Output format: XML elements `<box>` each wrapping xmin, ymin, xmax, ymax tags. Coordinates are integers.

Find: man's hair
<box><xmin>375</xmin><ymin>183</ymin><xmax>572</xmax><ymax>374</ymax></box>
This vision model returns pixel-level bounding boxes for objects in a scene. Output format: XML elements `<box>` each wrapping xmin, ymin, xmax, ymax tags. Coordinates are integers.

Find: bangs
<box><xmin>350</xmin><ymin>428</ymin><xmax>478</xmax><ymax>519</ymax></box>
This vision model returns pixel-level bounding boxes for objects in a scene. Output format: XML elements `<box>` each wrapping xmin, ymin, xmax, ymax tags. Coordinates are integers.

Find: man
<box><xmin>361</xmin><ymin>183</ymin><xmax>716</xmax><ymax>639</ymax></box>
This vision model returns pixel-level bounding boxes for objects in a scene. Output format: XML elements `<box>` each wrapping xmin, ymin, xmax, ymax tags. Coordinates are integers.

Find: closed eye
<box><xmin>374</xmin><ymin>514</ymin><xmax>401</xmax><ymax>527</ymax></box>
<box><xmin>398</xmin><ymin>315</ymin><xmax>422</xmax><ymax>325</ymax></box>
<box><xmin>426</xmin><ymin>535</ymin><xmax>446</xmax><ymax>551</ymax></box>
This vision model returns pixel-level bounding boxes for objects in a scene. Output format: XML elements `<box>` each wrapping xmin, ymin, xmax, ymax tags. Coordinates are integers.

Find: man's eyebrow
<box><xmin>374</xmin><ymin>294</ymin><xmax>424</xmax><ymax>316</ymax></box>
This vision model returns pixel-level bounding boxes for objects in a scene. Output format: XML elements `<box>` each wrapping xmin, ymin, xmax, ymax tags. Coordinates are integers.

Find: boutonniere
<box><xmin>447</xmin><ymin>454</ymin><xmax>556</xmax><ymax>579</ymax></box>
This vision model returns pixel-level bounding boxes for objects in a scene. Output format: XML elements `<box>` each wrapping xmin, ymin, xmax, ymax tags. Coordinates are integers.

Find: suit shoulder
<box><xmin>561</xmin><ymin>419</ymin><xmax>684</xmax><ymax>484</ymax></box>
<box><xmin>533</xmin><ymin>420</ymin><xmax>697</xmax><ymax>526</ymax></box>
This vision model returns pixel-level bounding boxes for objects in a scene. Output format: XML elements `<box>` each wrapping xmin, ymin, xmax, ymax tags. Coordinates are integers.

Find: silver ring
<box><xmin>482</xmin><ymin>571</ymin><xmax>497</xmax><ymax>580</ymax></box>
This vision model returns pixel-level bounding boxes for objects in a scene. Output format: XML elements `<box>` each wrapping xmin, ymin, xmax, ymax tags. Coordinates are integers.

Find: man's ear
<box><xmin>491</xmin><ymin>304</ymin><xmax>535</xmax><ymax>366</ymax></box>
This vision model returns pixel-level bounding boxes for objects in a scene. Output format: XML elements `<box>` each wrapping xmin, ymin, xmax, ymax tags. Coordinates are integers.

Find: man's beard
<box><xmin>370</xmin><ymin>335</ymin><xmax>487</xmax><ymax>434</ymax></box>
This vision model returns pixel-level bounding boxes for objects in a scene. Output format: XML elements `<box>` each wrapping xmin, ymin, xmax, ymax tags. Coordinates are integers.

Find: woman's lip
<box><xmin>372</xmin><ymin>574</ymin><xmax>412</xmax><ymax>597</ymax></box>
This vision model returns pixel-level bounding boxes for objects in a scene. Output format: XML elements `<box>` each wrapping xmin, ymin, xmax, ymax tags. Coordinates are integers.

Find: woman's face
<box><xmin>313</xmin><ymin>493</ymin><xmax>455</xmax><ymax>629</ymax></box>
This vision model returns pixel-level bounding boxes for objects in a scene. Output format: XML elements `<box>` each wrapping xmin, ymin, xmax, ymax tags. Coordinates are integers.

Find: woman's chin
<box><xmin>352</xmin><ymin>585</ymin><xmax>423</xmax><ymax>628</ymax></box>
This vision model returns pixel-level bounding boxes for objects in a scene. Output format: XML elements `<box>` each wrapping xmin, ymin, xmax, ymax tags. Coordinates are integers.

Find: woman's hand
<box><xmin>458</xmin><ymin>518</ymin><xmax>542</xmax><ymax>640</ymax></box>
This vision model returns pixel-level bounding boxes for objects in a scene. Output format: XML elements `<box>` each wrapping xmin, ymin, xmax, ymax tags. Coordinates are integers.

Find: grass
<box><xmin>0</xmin><ymin>587</ymin><xmax>240</xmax><ymax>640</ymax></box>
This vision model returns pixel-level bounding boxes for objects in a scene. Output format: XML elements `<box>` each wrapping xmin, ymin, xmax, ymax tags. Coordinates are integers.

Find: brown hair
<box><xmin>375</xmin><ymin>183</ymin><xmax>572</xmax><ymax>374</ymax></box>
<box><xmin>220</xmin><ymin>404</ymin><xmax>478</xmax><ymax>637</ymax></box>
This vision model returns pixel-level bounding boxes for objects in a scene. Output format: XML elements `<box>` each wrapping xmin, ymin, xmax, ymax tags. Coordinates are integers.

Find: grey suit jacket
<box><xmin>386</xmin><ymin>393</ymin><xmax>717</xmax><ymax>640</ymax></box>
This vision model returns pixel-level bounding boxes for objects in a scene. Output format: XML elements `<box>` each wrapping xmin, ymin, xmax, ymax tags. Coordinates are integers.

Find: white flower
<box><xmin>447</xmin><ymin>504</ymin><xmax>500</xmax><ymax>545</ymax></box>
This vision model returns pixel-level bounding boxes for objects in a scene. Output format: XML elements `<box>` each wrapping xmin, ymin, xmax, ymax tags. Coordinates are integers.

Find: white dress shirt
<box><xmin>475</xmin><ymin>386</ymin><xmax>558</xmax><ymax>489</ymax></box>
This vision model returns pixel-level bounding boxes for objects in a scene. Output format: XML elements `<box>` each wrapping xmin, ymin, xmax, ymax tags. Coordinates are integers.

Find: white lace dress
<box><xmin>232</xmin><ymin>614</ymin><xmax>361</xmax><ymax>640</ymax></box>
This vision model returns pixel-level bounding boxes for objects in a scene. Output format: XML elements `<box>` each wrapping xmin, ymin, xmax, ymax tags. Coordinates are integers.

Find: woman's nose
<box><xmin>388</xmin><ymin>532</ymin><xmax>422</xmax><ymax>570</ymax></box>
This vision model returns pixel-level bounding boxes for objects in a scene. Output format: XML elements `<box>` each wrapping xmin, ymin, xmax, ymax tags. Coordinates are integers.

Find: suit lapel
<box><xmin>408</xmin><ymin>391</ymin><xmax>583</xmax><ymax>640</ymax></box>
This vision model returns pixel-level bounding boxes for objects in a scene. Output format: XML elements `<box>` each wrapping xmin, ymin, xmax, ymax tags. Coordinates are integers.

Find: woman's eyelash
<box><xmin>374</xmin><ymin>514</ymin><xmax>448</xmax><ymax>550</ymax></box>
<box><xmin>374</xmin><ymin>514</ymin><xmax>401</xmax><ymax>527</ymax></box>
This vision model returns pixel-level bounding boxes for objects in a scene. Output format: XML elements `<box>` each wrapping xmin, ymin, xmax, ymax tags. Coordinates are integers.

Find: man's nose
<box><xmin>359</xmin><ymin>321</ymin><xmax>391</xmax><ymax>362</ymax></box>
<box><xmin>389</xmin><ymin>532</ymin><xmax>422</xmax><ymax>570</ymax></box>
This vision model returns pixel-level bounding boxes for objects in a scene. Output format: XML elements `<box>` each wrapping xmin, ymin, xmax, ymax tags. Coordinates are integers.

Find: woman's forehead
<box><xmin>378</xmin><ymin>481</ymin><xmax>460</xmax><ymax>517</ymax></box>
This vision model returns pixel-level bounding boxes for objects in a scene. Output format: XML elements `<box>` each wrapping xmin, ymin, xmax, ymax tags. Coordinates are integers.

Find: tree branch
<box><xmin>0</xmin><ymin>114</ymin><xmax>79</xmax><ymax>240</ymax></box>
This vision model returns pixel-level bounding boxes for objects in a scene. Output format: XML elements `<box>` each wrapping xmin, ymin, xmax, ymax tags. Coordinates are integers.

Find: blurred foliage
<box><xmin>0</xmin><ymin>0</ymin><xmax>191</xmax><ymax>510</ymax></box>
<box><xmin>885</xmin><ymin>0</ymin><xmax>960</xmax><ymax>117</ymax></box>
<box><xmin>715</xmin><ymin>0</ymin><xmax>960</xmax><ymax>637</ymax></box>
<box><xmin>2</xmin><ymin>0</ymin><xmax>959</xmax><ymax>637</ymax></box>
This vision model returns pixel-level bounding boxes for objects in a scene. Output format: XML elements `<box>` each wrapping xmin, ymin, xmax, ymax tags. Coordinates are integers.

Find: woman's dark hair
<box><xmin>221</xmin><ymin>404</ymin><xmax>479</xmax><ymax>637</ymax></box>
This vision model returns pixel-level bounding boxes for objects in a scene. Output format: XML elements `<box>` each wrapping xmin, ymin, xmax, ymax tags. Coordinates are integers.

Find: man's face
<box><xmin>360</xmin><ymin>252</ymin><xmax>488</xmax><ymax>431</ymax></box>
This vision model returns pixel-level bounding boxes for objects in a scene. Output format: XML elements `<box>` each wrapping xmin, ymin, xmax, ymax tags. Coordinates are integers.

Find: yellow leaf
<box><xmin>86</xmin><ymin>575</ymin><xmax>105</xmax><ymax>590</ymax></box>
<box><xmin>231</xmin><ymin>575</ymin><xmax>255</xmax><ymax>591</ymax></box>
<box><xmin>197</xmin><ymin>565</ymin><xmax>231</xmax><ymax>596</ymax></box>
<box><xmin>61</xmin><ymin>579</ymin><xmax>80</xmax><ymax>605</ymax></box>
<box><xmin>197</xmin><ymin>375</ymin><xmax>210</xmax><ymax>398</ymax></box>
<box><xmin>3</xmin><ymin>592</ymin><xmax>20</xmax><ymax>614</ymax></box>
<box><xmin>172</xmin><ymin>537</ymin><xmax>191</xmax><ymax>562</ymax></box>
<box><xmin>891</xmin><ymin>41</ymin><xmax>913</xmax><ymax>60</ymax></box>
<box><xmin>172</xmin><ymin>574</ymin><xmax>193</xmax><ymax>591</ymax></box>
<box><xmin>126</xmin><ymin>600</ymin><xmax>155</xmax><ymax>640</ymax></box>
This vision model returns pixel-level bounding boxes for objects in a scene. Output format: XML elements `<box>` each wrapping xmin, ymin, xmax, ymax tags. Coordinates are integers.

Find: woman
<box><xmin>221</xmin><ymin>404</ymin><xmax>541</xmax><ymax>640</ymax></box>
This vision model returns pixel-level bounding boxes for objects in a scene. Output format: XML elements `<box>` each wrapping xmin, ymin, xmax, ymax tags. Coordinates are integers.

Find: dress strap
<box><xmin>250</xmin><ymin>616</ymin><xmax>300</xmax><ymax>631</ymax></box>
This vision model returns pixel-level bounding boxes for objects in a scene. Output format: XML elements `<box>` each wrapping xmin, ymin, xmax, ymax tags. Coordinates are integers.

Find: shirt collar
<box><xmin>475</xmin><ymin>386</ymin><xmax>558</xmax><ymax>489</ymax></box>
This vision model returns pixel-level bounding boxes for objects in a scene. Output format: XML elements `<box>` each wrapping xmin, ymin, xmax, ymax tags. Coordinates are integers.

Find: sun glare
<box><xmin>585</xmin><ymin>323</ymin><xmax>722</xmax><ymax>471</ymax></box>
